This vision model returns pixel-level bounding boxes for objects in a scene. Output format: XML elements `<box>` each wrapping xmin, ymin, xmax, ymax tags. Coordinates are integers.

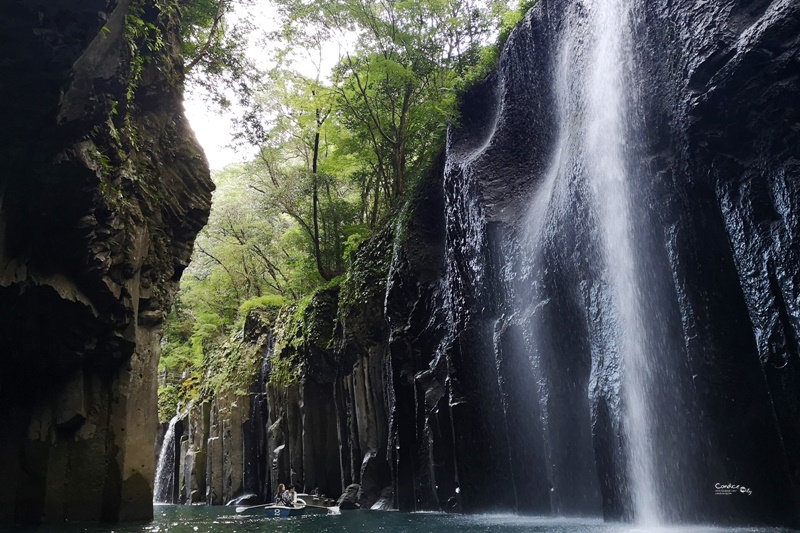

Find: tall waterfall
<box><xmin>583</xmin><ymin>0</ymin><xmax>663</xmax><ymax>525</ymax></box>
<box><xmin>154</xmin><ymin>414</ymin><xmax>180</xmax><ymax>503</ymax></box>
<box><xmin>517</xmin><ymin>0</ymin><xmax>677</xmax><ymax>524</ymax></box>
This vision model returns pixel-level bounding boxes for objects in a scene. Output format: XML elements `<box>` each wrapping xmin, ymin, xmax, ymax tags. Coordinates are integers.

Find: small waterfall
<box><xmin>154</xmin><ymin>414</ymin><xmax>180</xmax><ymax>503</ymax></box>
<box><xmin>516</xmin><ymin>12</ymin><xmax>607</xmax><ymax>515</ymax></box>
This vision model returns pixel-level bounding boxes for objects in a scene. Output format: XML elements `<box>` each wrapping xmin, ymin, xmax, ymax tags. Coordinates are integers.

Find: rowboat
<box><xmin>263</xmin><ymin>500</ymin><xmax>306</xmax><ymax>518</ymax></box>
<box><xmin>236</xmin><ymin>498</ymin><xmax>310</xmax><ymax>517</ymax></box>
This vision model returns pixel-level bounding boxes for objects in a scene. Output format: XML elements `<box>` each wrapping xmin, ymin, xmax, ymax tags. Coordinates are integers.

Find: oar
<box><xmin>294</xmin><ymin>497</ymin><xmax>336</xmax><ymax>510</ymax></box>
<box><xmin>235</xmin><ymin>502</ymin><xmax>277</xmax><ymax>513</ymax></box>
<box><xmin>303</xmin><ymin>503</ymin><xmax>332</xmax><ymax>510</ymax></box>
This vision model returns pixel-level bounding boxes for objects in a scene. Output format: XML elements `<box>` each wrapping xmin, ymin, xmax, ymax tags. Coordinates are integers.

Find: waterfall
<box><xmin>517</xmin><ymin>11</ymin><xmax>605</xmax><ymax>515</ymax></box>
<box><xmin>517</xmin><ymin>0</ymin><xmax>670</xmax><ymax>524</ymax></box>
<box><xmin>583</xmin><ymin>0</ymin><xmax>663</xmax><ymax>526</ymax></box>
<box><xmin>154</xmin><ymin>414</ymin><xmax>180</xmax><ymax>503</ymax></box>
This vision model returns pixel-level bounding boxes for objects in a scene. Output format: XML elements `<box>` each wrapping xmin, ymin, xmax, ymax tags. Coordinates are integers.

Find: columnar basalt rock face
<box><xmin>174</xmin><ymin>251</ymin><xmax>397</xmax><ymax>508</ymax></box>
<box><xmin>0</xmin><ymin>0</ymin><xmax>212</xmax><ymax>524</ymax></box>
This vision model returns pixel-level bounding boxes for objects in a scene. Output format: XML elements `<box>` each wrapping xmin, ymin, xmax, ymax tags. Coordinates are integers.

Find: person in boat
<box><xmin>274</xmin><ymin>483</ymin><xmax>286</xmax><ymax>505</ymax></box>
<box><xmin>281</xmin><ymin>484</ymin><xmax>297</xmax><ymax>507</ymax></box>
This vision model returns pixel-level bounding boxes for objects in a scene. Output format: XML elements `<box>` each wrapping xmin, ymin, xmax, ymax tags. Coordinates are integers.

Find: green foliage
<box><xmin>124</xmin><ymin>1</ymin><xmax>169</xmax><ymax>103</ymax></box>
<box><xmin>275</xmin><ymin>298</ymin><xmax>312</xmax><ymax>351</ymax></box>
<box><xmin>342</xmin><ymin>226</ymin><xmax>369</xmax><ymax>263</ymax></box>
<box><xmin>255</xmin><ymin>303</ymin><xmax>305</xmax><ymax>387</ymax></box>
<box><xmin>202</xmin><ymin>333</ymin><xmax>263</xmax><ymax>397</ymax></box>
<box><xmin>499</xmin><ymin>0</ymin><xmax>538</xmax><ymax>47</ymax></box>
<box><xmin>239</xmin><ymin>294</ymin><xmax>287</xmax><ymax>318</ymax></box>
<box><xmin>460</xmin><ymin>0</ymin><xmax>540</xmax><ymax>91</ymax></box>
<box><xmin>158</xmin><ymin>385</ymin><xmax>180</xmax><ymax>423</ymax></box>
<box><xmin>268</xmin><ymin>352</ymin><xmax>301</xmax><ymax>387</ymax></box>
<box><xmin>324</xmin><ymin>275</ymin><xmax>344</xmax><ymax>291</ymax></box>
<box><xmin>239</xmin><ymin>0</ymin><xmax>511</xmax><ymax>224</ymax></box>
<box><xmin>265</xmin><ymin>288</ymin><xmax>339</xmax><ymax>387</ymax></box>
<box><xmin>180</xmin><ymin>0</ymin><xmax>258</xmax><ymax>109</ymax></box>
<box><xmin>338</xmin><ymin>228</ymin><xmax>393</xmax><ymax>313</ymax></box>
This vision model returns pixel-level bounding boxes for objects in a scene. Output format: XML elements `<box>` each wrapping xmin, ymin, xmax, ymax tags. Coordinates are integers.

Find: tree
<box><xmin>180</xmin><ymin>0</ymin><xmax>258</xmax><ymax>108</ymax></box>
<box><xmin>159</xmin><ymin>0</ymin><xmax>513</xmax><ymax>416</ymax></box>
<box><xmin>244</xmin><ymin>69</ymin><xmax>360</xmax><ymax>282</ymax></box>
<box><xmin>272</xmin><ymin>0</ymin><xmax>504</xmax><ymax>212</ymax></box>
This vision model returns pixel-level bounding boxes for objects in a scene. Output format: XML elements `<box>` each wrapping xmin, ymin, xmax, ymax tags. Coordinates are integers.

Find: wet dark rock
<box><xmin>206</xmin><ymin>391</ymin><xmax>246</xmax><ymax>505</ymax></box>
<box><xmin>432</xmin><ymin>0</ymin><xmax>800</xmax><ymax>526</ymax></box>
<box><xmin>0</xmin><ymin>0</ymin><xmax>212</xmax><ymax>524</ymax></box>
<box><xmin>383</xmin><ymin>158</ymin><xmax>455</xmax><ymax>512</ymax></box>
<box><xmin>370</xmin><ymin>487</ymin><xmax>395</xmax><ymax>511</ymax></box>
<box><xmin>337</xmin><ymin>483</ymin><xmax>361</xmax><ymax>510</ymax></box>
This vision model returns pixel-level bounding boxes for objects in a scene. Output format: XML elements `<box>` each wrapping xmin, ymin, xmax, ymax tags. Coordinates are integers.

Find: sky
<box><xmin>184</xmin><ymin>89</ymin><xmax>248</xmax><ymax>171</ymax></box>
<box><xmin>182</xmin><ymin>2</ymin><xmax>276</xmax><ymax>172</ymax></box>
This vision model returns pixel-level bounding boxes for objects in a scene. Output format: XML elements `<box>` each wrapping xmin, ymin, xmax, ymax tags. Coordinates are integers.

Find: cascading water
<box><xmin>583</xmin><ymin>0</ymin><xmax>663</xmax><ymax>526</ymax></box>
<box><xmin>516</xmin><ymin>11</ymin><xmax>607</xmax><ymax>515</ymax></box>
<box><xmin>154</xmin><ymin>414</ymin><xmax>180</xmax><ymax>503</ymax></box>
<box><xmin>516</xmin><ymin>0</ymin><xmax>671</xmax><ymax>524</ymax></box>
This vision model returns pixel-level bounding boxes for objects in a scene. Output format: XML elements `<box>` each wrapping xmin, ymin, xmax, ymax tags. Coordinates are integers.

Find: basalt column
<box><xmin>0</xmin><ymin>0</ymin><xmax>212</xmax><ymax>524</ymax></box>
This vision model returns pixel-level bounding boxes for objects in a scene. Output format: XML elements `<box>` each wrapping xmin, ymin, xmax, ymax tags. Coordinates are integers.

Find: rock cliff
<box><xmin>0</xmin><ymin>0</ymin><xmax>212</xmax><ymax>523</ymax></box>
<box><xmin>170</xmin><ymin>228</ymin><xmax>398</xmax><ymax>508</ymax></box>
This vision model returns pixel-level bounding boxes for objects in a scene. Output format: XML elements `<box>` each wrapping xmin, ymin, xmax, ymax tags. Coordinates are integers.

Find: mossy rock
<box><xmin>268</xmin><ymin>287</ymin><xmax>340</xmax><ymax>385</ymax></box>
<box><xmin>335</xmin><ymin>227</ymin><xmax>394</xmax><ymax>367</ymax></box>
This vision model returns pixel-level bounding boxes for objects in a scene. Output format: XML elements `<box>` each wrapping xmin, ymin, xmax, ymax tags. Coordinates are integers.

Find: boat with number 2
<box><xmin>235</xmin><ymin>498</ymin><xmax>308</xmax><ymax>518</ymax></box>
<box><xmin>264</xmin><ymin>501</ymin><xmax>306</xmax><ymax>518</ymax></box>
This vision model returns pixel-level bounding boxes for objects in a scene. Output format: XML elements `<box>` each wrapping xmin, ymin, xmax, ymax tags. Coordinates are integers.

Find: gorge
<box><xmin>2</xmin><ymin>0</ymin><xmax>799</xmax><ymax>529</ymax></box>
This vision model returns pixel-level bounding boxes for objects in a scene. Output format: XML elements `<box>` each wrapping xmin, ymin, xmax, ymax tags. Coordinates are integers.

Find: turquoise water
<box><xmin>5</xmin><ymin>505</ymin><xmax>796</xmax><ymax>533</ymax></box>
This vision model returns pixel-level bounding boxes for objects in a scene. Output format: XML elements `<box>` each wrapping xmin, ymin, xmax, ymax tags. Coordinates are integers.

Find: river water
<box><xmin>5</xmin><ymin>506</ymin><xmax>795</xmax><ymax>533</ymax></box>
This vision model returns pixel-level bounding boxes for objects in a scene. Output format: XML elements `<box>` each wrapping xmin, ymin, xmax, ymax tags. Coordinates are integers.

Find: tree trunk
<box><xmin>311</xmin><ymin>126</ymin><xmax>331</xmax><ymax>281</ymax></box>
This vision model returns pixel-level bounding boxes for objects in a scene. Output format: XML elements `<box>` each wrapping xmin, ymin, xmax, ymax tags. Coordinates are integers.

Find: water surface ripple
<box><xmin>5</xmin><ymin>506</ymin><xmax>795</xmax><ymax>533</ymax></box>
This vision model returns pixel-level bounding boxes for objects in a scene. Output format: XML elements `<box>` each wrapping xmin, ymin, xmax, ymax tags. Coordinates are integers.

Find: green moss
<box><xmin>237</xmin><ymin>294</ymin><xmax>286</xmax><ymax>327</ymax></box>
<box><xmin>272</xmin><ymin>299</ymin><xmax>310</xmax><ymax>355</ymax></box>
<box><xmin>202</xmin><ymin>333</ymin><xmax>263</xmax><ymax>398</ymax></box>
<box><xmin>265</xmin><ymin>287</ymin><xmax>338</xmax><ymax>386</ymax></box>
<box><xmin>267</xmin><ymin>304</ymin><xmax>306</xmax><ymax>387</ymax></box>
<box><xmin>268</xmin><ymin>352</ymin><xmax>302</xmax><ymax>388</ymax></box>
<box><xmin>338</xmin><ymin>227</ymin><xmax>394</xmax><ymax>314</ymax></box>
<box><xmin>461</xmin><ymin>0</ymin><xmax>540</xmax><ymax>93</ymax></box>
<box><xmin>324</xmin><ymin>275</ymin><xmax>344</xmax><ymax>290</ymax></box>
<box><xmin>498</xmin><ymin>0</ymin><xmax>538</xmax><ymax>48</ymax></box>
<box><xmin>304</xmin><ymin>287</ymin><xmax>339</xmax><ymax>351</ymax></box>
